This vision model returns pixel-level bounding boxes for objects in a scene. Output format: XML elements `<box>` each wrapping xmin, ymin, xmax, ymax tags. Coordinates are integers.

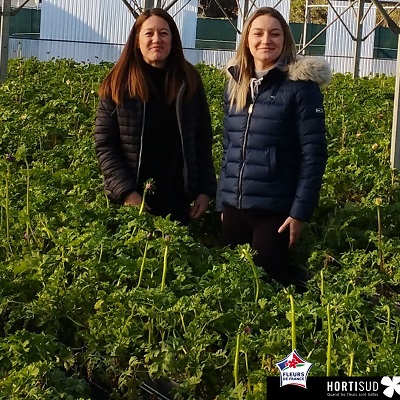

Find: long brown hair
<box><xmin>99</xmin><ymin>8</ymin><xmax>200</xmax><ymax>105</ymax></box>
<box><xmin>228</xmin><ymin>7</ymin><xmax>297</xmax><ymax>111</ymax></box>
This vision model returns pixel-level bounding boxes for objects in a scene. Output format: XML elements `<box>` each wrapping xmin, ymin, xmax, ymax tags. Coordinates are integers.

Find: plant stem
<box><xmin>160</xmin><ymin>242</ymin><xmax>169</xmax><ymax>291</ymax></box>
<box><xmin>242</xmin><ymin>247</ymin><xmax>260</xmax><ymax>304</ymax></box>
<box><xmin>326</xmin><ymin>304</ymin><xmax>332</xmax><ymax>376</ymax></box>
<box><xmin>384</xmin><ymin>305</ymin><xmax>391</xmax><ymax>330</ymax></box>
<box><xmin>244</xmin><ymin>351</ymin><xmax>251</xmax><ymax>393</ymax></box>
<box><xmin>139</xmin><ymin>179</ymin><xmax>154</xmax><ymax>216</ymax></box>
<box><xmin>24</xmin><ymin>156</ymin><xmax>36</xmax><ymax>245</ymax></box>
<box><xmin>66</xmin><ymin>314</ymin><xmax>86</xmax><ymax>328</ymax></box>
<box><xmin>98</xmin><ymin>243</ymin><xmax>103</xmax><ymax>263</ymax></box>
<box><xmin>148</xmin><ymin>319</ymin><xmax>153</xmax><ymax>345</ymax></box>
<box><xmin>289</xmin><ymin>294</ymin><xmax>296</xmax><ymax>351</ymax></box>
<box><xmin>137</xmin><ymin>241</ymin><xmax>149</xmax><ymax>288</ymax></box>
<box><xmin>377</xmin><ymin>205</ymin><xmax>384</xmax><ymax>273</ymax></box>
<box><xmin>25</xmin><ymin>156</ymin><xmax>30</xmax><ymax>243</ymax></box>
<box><xmin>234</xmin><ymin>332</ymin><xmax>241</xmax><ymax>388</ymax></box>
<box><xmin>320</xmin><ymin>269</ymin><xmax>324</xmax><ymax>298</ymax></box>
<box><xmin>348</xmin><ymin>352</ymin><xmax>354</xmax><ymax>377</ymax></box>
<box><xmin>180</xmin><ymin>313</ymin><xmax>187</xmax><ymax>335</ymax></box>
<box><xmin>139</xmin><ymin>190</ymin><xmax>147</xmax><ymax>216</ymax></box>
<box><xmin>5</xmin><ymin>164</ymin><xmax>12</xmax><ymax>256</ymax></box>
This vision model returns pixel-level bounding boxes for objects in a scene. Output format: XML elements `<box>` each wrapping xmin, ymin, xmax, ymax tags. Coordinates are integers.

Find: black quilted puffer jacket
<box><xmin>94</xmin><ymin>83</ymin><xmax>217</xmax><ymax>204</ymax></box>
<box><xmin>216</xmin><ymin>57</ymin><xmax>331</xmax><ymax>221</ymax></box>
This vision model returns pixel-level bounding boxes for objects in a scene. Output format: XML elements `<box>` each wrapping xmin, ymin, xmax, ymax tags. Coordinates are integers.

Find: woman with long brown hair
<box><xmin>95</xmin><ymin>8</ymin><xmax>216</xmax><ymax>224</ymax></box>
<box><xmin>217</xmin><ymin>7</ymin><xmax>331</xmax><ymax>291</ymax></box>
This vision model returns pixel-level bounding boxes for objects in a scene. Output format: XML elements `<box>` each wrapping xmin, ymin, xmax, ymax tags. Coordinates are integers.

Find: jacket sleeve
<box><xmin>290</xmin><ymin>82</ymin><xmax>328</xmax><ymax>221</ymax></box>
<box><xmin>94</xmin><ymin>99</ymin><xmax>136</xmax><ymax>203</ymax></box>
<box><xmin>216</xmin><ymin>86</ymin><xmax>230</xmax><ymax>212</ymax></box>
<box><xmin>195</xmin><ymin>83</ymin><xmax>217</xmax><ymax>198</ymax></box>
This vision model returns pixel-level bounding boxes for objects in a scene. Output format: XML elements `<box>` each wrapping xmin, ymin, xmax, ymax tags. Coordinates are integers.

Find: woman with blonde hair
<box><xmin>217</xmin><ymin>7</ymin><xmax>331</xmax><ymax>291</ymax></box>
<box><xmin>95</xmin><ymin>8</ymin><xmax>216</xmax><ymax>224</ymax></box>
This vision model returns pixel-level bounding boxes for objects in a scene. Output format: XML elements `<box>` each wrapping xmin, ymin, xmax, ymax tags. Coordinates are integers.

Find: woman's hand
<box><xmin>189</xmin><ymin>194</ymin><xmax>210</xmax><ymax>219</ymax></box>
<box><xmin>124</xmin><ymin>191</ymin><xmax>151</xmax><ymax>211</ymax></box>
<box><xmin>278</xmin><ymin>217</ymin><xmax>304</xmax><ymax>249</ymax></box>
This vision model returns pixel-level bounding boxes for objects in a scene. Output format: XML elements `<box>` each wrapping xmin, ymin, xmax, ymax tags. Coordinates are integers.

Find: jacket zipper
<box><xmin>238</xmin><ymin>102</ymin><xmax>254</xmax><ymax>208</ymax></box>
<box><xmin>175</xmin><ymin>83</ymin><xmax>189</xmax><ymax>195</ymax></box>
<box><xmin>136</xmin><ymin>102</ymin><xmax>146</xmax><ymax>187</ymax></box>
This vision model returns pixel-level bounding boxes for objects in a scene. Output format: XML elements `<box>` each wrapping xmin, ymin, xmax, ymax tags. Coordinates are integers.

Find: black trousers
<box><xmin>149</xmin><ymin>203</ymin><xmax>190</xmax><ymax>226</ymax></box>
<box><xmin>221</xmin><ymin>206</ymin><xmax>290</xmax><ymax>284</ymax></box>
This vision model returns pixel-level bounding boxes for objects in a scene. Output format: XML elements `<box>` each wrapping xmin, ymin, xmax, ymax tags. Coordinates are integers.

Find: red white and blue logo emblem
<box><xmin>276</xmin><ymin>349</ymin><xmax>313</xmax><ymax>389</ymax></box>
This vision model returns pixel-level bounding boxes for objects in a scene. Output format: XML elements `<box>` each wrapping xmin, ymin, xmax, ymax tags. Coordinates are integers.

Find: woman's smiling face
<box><xmin>247</xmin><ymin>14</ymin><xmax>284</xmax><ymax>71</ymax></box>
<box><xmin>138</xmin><ymin>15</ymin><xmax>172</xmax><ymax>68</ymax></box>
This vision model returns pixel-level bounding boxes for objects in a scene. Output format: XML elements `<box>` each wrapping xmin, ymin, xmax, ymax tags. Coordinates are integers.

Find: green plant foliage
<box><xmin>0</xmin><ymin>58</ymin><xmax>399</xmax><ymax>399</ymax></box>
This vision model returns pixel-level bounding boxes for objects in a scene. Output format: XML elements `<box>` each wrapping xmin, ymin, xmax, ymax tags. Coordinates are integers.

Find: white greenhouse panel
<box><xmin>9</xmin><ymin>38</ymin><xmax>397</xmax><ymax>77</ymax></box>
<box><xmin>326</xmin><ymin>0</ymin><xmax>376</xmax><ymax>75</ymax></box>
<box><xmin>38</xmin><ymin>0</ymin><xmax>197</xmax><ymax>60</ymax></box>
<box><xmin>40</xmin><ymin>0</ymin><xmax>134</xmax><ymax>44</ymax></box>
<box><xmin>325</xmin><ymin>55</ymin><xmax>396</xmax><ymax>77</ymax></box>
<box><xmin>168</xmin><ymin>0</ymin><xmax>197</xmax><ymax>48</ymax></box>
<box><xmin>184</xmin><ymin>49</ymin><xmax>236</xmax><ymax>68</ymax></box>
<box><xmin>9</xmin><ymin>38</ymin><xmax>39</xmax><ymax>59</ymax></box>
<box><xmin>9</xmin><ymin>37</ymin><xmax>235</xmax><ymax>69</ymax></box>
<box><xmin>6</xmin><ymin>1</ymin><xmax>399</xmax><ymax>77</ymax></box>
<box><xmin>37</xmin><ymin>40</ymin><xmax>125</xmax><ymax>64</ymax></box>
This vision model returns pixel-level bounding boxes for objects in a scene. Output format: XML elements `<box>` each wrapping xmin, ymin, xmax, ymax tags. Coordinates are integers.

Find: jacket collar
<box><xmin>227</xmin><ymin>56</ymin><xmax>331</xmax><ymax>89</ymax></box>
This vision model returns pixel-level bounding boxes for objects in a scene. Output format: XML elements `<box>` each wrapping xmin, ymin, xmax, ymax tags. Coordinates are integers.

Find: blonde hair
<box><xmin>227</xmin><ymin>7</ymin><xmax>297</xmax><ymax>112</ymax></box>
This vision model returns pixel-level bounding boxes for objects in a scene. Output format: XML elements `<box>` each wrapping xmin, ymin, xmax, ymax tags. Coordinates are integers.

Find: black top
<box><xmin>137</xmin><ymin>62</ymin><xmax>186</xmax><ymax>214</ymax></box>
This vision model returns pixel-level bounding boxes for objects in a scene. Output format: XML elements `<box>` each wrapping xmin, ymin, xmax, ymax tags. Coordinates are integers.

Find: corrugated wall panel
<box><xmin>184</xmin><ymin>48</ymin><xmax>236</xmax><ymax>68</ymax></box>
<box><xmin>326</xmin><ymin>1</ymin><xmax>376</xmax><ymax>75</ymax></box>
<box><xmin>324</xmin><ymin>55</ymin><xmax>396</xmax><ymax>76</ymax></box>
<box><xmin>373</xmin><ymin>58</ymin><xmax>396</xmax><ymax>75</ymax></box>
<box><xmin>8</xmin><ymin>37</ymin><xmax>235</xmax><ymax>68</ymax></box>
<box><xmin>36</xmin><ymin>39</ymin><xmax>124</xmax><ymax>64</ymax></box>
<box><xmin>8</xmin><ymin>1</ymin><xmax>399</xmax><ymax>76</ymax></box>
<box><xmin>9</xmin><ymin>38</ymin><xmax>39</xmax><ymax>58</ymax></box>
<box><xmin>38</xmin><ymin>0</ymin><xmax>196</xmax><ymax>62</ymax></box>
<box><xmin>9</xmin><ymin>38</ymin><xmax>398</xmax><ymax>77</ymax></box>
<box><xmin>40</xmin><ymin>0</ymin><xmax>134</xmax><ymax>44</ymax></box>
<box><xmin>362</xmin><ymin>58</ymin><xmax>396</xmax><ymax>76</ymax></box>
<box><xmin>168</xmin><ymin>0</ymin><xmax>197</xmax><ymax>48</ymax></box>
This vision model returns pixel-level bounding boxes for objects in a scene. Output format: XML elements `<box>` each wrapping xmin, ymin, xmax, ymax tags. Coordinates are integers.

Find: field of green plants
<box><xmin>0</xmin><ymin>58</ymin><xmax>399</xmax><ymax>399</ymax></box>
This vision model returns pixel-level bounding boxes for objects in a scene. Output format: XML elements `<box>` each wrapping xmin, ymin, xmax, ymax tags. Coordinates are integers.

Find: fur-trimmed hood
<box><xmin>287</xmin><ymin>57</ymin><xmax>331</xmax><ymax>88</ymax></box>
<box><xmin>227</xmin><ymin>56</ymin><xmax>332</xmax><ymax>88</ymax></box>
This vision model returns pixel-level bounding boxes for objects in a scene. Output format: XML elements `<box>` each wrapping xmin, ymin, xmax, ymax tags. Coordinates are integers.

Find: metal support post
<box><xmin>0</xmin><ymin>0</ymin><xmax>11</xmax><ymax>84</ymax></box>
<box><xmin>353</xmin><ymin>0</ymin><xmax>365</xmax><ymax>78</ymax></box>
<box><xmin>302</xmin><ymin>0</ymin><xmax>310</xmax><ymax>55</ymax></box>
<box><xmin>390</xmin><ymin>35</ymin><xmax>400</xmax><ymax>169</ymax></box>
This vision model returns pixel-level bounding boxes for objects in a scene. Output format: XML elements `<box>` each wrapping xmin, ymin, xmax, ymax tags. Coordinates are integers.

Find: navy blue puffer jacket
<box><xmin>216</xmin><ymin>57</ymin><xmax>331</xmax><ymax>222</ymax></box>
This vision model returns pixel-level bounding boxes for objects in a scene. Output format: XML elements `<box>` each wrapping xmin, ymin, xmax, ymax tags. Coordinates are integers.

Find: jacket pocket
<box><xmin>245</xmin><ymin>147</ymin><xmax>277</xmax><ymax>182</ymax></box>
<box><xmin>264</xmin><ymin>146</ymin><xmax>277</xmax><ymax>180</ymax></box>
<box><xmin>268</xmin><ymin>147</ymin><xmax>278</xmax><ymax>177</ymax></box>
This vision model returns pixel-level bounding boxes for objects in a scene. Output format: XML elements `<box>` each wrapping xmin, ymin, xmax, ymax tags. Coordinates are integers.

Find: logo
<box><xmin>275</xmin><ymin>349</ymin><xmax>313</xmax><ymax>389</ymax></box>
<box><xmin>381</xmin><ymin>377</ymin><xmax>400</xmax><ymax>398</ymax></box>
